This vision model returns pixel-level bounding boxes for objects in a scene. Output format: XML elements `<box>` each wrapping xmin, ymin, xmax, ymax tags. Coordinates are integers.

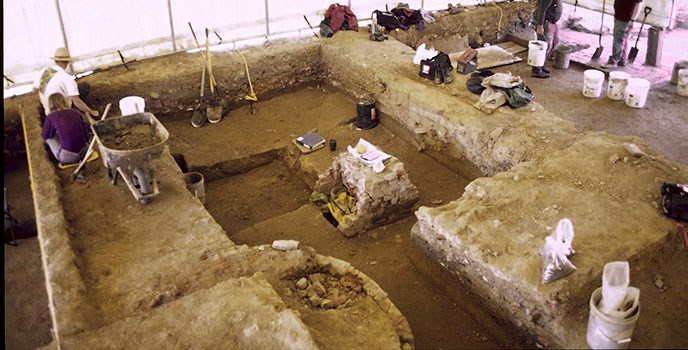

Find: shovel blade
<box><xmin>191</xmin><ymin>109</ymin><xmax>207</xmax><ymax>128</ymax></box>
<box><xmin>627</xmin><ymin>47</ymin><xmax>639</xmax><ymax>63</ymax></box>
<box><xmin>592</xmin><ymin>46</ymin><xmax>604</xmax><ymax>60</ymax></box>
<box><xmin>207</xmin><ymin>106</ymin><xmax>223</xmax><ymax>124</ymax></box>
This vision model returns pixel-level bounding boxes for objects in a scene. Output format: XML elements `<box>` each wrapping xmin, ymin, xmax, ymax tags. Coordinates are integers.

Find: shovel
<box><xmin>71</xmin><ymin>103</ymin><xmax>112</xmax><ymax>182</ymax></box>
<box><xmin>191</xmin><ymin>64</ymin><xmax>207</xmax><ymax>128</ymax></box>
<box><xmin>627</xmin><ymin>7</ymin><xmax>652</xmax><ymax>64</ymax></box>
<box><xmin>205</xmin><ymin>28</ymin><xmax>223</xmax><ymax>123</ymax></box>
<box><xmin>591</xmin><ymin>0</ymin><xmax>606</xmax><ymax>60</ymax></box>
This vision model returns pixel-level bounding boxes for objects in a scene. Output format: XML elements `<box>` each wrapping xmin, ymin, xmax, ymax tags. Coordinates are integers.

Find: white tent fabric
<box><xmin>3</xmin><ymin>0</ymin><xmax>507</xmax><ymax>96</ymax></box>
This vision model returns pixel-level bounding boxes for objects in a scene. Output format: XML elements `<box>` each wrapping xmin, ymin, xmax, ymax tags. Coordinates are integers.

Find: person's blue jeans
<box><xmin>534</xmin><ymin>21</ymin><xmax>559</xmax><ymax>72</ymax></box>
<box><xmin>610</xmin><ymin>19</ymin><xmax>631</xmax><ymax>64</ymax></box>
<box><xmin>46</xmin><ymin>137</ymin><xmax>81</xmax><ymax>164</ymax></box>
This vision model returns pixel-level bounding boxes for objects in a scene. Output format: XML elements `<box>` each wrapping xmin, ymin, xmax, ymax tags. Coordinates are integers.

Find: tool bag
<box><xmin>419</xmin><ymin>52</ymin><xmax>451</xmax><ymax>81</ymax></box>
<box><xmin>662</xmin><ymin>183</ymin><xmax>688</xmax><ymax>222</ymax></box>
<box><xmin>419</xmin><ymin>58</ymin><xmax>437</xmax><ymax>80</ymax></box>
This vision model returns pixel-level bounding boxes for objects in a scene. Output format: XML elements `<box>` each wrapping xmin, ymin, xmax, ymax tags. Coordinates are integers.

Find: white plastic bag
<box><xmin>413</xmin><ymin>43</ymin><xmax>438</xmax><ymax>65</ymax></box>
<box><xmin>540</xmin><ymin>218</ymin><xmax>577</xmax><ymax>284</ymax></box>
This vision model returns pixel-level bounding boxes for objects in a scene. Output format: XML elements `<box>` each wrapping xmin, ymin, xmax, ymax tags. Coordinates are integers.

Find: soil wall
<box><xmin>389</xmin><ymin>2</ymin><xmax>535</xmax><ymax>49</ymax></box>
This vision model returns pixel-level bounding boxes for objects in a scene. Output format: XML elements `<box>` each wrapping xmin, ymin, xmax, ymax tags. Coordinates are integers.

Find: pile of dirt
<box><xmin>100</xmin><ymin>124</ymin><xmax>162</xmax><ymax>150</ymax></box>
<box><xmin>281</xmin><ymin>270</ymin><xmax>367</xmax><ymax>310</ymax></box>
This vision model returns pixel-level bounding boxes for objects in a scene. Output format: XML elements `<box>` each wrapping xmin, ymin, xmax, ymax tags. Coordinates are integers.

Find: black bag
<box><xmin>374</xmin><ymin>10</ymin><xmax>400</xmax><ymax>30</ymax></box>
<box><xmin>419</xmin><ymin>58</ymin><xmax>436</xmax><ymax>80</ymax></box>
<box><xmin>496</xmin><ymin>83</ymin><xmax>534</xmax><ymax>109</ymax></box>
<box><xmin>419</xmin><ymin>52</ymin><xmax>452</xmax><ymax>80</ymax></box>
<box><xmin>661</xmin><ymin>183</ymin><xmax>688</xmax><ymax>222</ymax></box>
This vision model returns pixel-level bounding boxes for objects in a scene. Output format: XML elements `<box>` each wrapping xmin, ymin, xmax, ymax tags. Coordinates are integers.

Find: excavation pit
<box><xmin>10</xmin><ymin>24</ymin><xmax>688</xmax><ymax>348</ymax></box>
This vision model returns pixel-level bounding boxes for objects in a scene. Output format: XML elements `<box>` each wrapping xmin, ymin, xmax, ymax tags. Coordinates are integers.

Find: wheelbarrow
<box><xmin>91</xmin><ymin>112</ymin><xmax>169</xmax><ymax>204</ymax></box>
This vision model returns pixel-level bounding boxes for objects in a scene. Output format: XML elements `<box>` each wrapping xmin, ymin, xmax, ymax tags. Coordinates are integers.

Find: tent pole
<box><xmin>167</xmin><ymin>0</ymin><xmax>177</xmax><ymax>51</ymax></box>
<box><xmin>54</xmin><ymin>0</ymin><xmax>71</xmax><ymax>72</ymax></box>
<box><xmin>264</xmin><ymin>0</ymin><xmax>270</xmax><ymax>38</ymax></box>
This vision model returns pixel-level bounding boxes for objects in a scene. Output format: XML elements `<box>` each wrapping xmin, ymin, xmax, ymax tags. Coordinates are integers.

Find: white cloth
<box><xmin>413</xmin><ymin>43</ymin><xmax>438</xmax><ymax>65</ymax></box>
<box><xmin>347</xmin><ymin>138</ymin><xmax>392</xmax><ymax>173</ymax></box>
<box><xmin>481</xmin><ymin>72</ymin><xmax>523</xmax><ymax>89</ymax></box>
<box><xmin>33</xmin><ymin>65</ymin><xmax>79</xmax><ymax>115</ymax></box>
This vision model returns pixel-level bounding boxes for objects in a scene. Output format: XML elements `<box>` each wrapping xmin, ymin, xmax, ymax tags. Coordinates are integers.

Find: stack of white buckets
<box><xmin>678</xmin><ymin>68</ymin><xmax>688</xmax><ymax>97</ymax></box>
<box><xmin>582</xmin><ymin>69</ymin><xmax>651</xmax><ymax>107</ymax></box>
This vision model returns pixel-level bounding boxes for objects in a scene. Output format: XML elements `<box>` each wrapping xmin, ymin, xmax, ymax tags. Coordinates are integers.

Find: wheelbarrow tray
<box><xmin>92</xmin><ymin>112</ymin><xmax>169</xmax><ymax>203</ymax></box>
<box><xmin>92</xmin><ymin>112</ymin><xmax>169</xmax><ymax>170</ymax></box>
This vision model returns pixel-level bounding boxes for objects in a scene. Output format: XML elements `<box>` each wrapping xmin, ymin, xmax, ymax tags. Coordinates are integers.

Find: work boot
<box><xmin>443</xmin><ymin>65</ymin><xmax>453</xmax><ymax>84</ymax></box>
<box><xmin>541</xmin><ymin>66</ymin><xmax>551</xmax><ymax>74</ymax></box>
<box><xmin>602</xmin><ymin>57</ymin><xmax>617</xmax><ymax>69</ymax></box>
<box><xmin>434</xmin><ymin>67</ymin><xmax>443</xmax><ymax>84</ymax></box>
<box><xmin>531</xmin><ymin>67</ymin><xmax>550</xmax><ymax>79</ymax></box>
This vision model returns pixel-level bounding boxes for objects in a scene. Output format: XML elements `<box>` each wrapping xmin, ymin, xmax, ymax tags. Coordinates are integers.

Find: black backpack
<box><xmin>374</xmin><ymin>10</ymin><xmax>400</xmax><ymax>30</ymax></box>
<box><xmin>662</xmin><ymin>183</ymin><xmax>688</xmax><ymax>222</ymax></box>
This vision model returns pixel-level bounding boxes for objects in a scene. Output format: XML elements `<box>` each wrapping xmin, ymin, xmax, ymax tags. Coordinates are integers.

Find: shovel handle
<box><xmin>72</xmin><ymin>103</ymin><xmax>112</xmax><ymax>180</ymax></box>
<box><xmin>633</xmin><ymin>7</ymin><xmax>652</xmax><ymax>47</ymax></box>
<box><xmin>188</xmin><ymin>22</ymin><xmax>218</xmax><ymax>87</ymax></box>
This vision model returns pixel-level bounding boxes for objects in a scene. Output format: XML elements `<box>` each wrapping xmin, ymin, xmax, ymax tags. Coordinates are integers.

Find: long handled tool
<box><xmin>627</xmin><ymin>6</ymin><xmax>652</xmax><ymax>64</ymax></box>
<box><xmin>591</xmin><ymin>0</ymin><xmax>606</xmax><ymax>60</ymax></box>
<box><xmin>191</xmin><ymin>65</ymin><xmax>207</xmax><ymax>128</ymax></box>
<box><xmin>188</xmin><ymin>23</ymin><xmax>218</xmax><ymax>89</ymax></box>
<box><xmin>303</xmin><ymin>15</ymin><xmax>319</xmax><ymax>38</ymax></box>
<box><xmin>205</xmin><ymin>27</ymin><xmax>223</xmax><ymax>123</ymax></box>
<box><xmin>71</xmin><ymin>103</ymin><xmax>112</xmax><ymax>182</ymax></box>
<box><xmin>117</xmin><ymin>50</ymin><xmax>130</xmax><ymax>71</ymax></box>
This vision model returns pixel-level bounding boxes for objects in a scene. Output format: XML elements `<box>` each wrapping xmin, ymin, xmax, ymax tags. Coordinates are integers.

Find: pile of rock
<box><xmin>285</xmin><ymin>271</ymin><xmax>366</xmax><ymax>309</ymax></box>
<box><xmin>314</xmin><ymin>152</ymin><xmax>419</xmax><ymax>236</ymax></box>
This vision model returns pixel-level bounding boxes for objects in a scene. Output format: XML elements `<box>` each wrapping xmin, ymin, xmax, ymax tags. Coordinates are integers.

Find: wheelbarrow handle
<box><xmin>72</xmin><ymin>103</ymin><xmax>112</xmax><ymax>180</ymax></box>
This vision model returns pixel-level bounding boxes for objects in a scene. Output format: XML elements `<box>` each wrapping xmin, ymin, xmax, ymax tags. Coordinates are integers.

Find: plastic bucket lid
<box><xmin>584</xmin><ymin>69</ymin><xmax>605</xmax><ymax>81</ymax></box>
<box><xmin>609</xmin><ymin>71</ymin><xmax>631</xmax><ymax>81</ymax></box>
<box><xmin>627</xmin><ymin>78</ymin><xmax>650</xmax><ymax>89</ymax></box>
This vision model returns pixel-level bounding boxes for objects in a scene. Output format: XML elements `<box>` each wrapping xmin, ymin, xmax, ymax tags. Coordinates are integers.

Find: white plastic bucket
<box><xmin>583</xmin><ymin>69</ymin><xmax>605</xmax><ymax>98</ymax></box>
<box><xmin>527</xmin><ymin>40</ymin><xmax>548</xmax><ymax>67</ymax></box>
<box><xmin>119</xmin><ymin>96</ymin><xmax>145</xmax><ymax>116</ymax></box>
<box><xmin>587</xmin><ymin>287</ymin><xmax>640</xmax><ymax>349</ymax></box>
<box><xmin>625</xmin><ymin>78</ymin><xmax>651</xmax><ymax>108</ymax></box>
<box><xmin>607</xmin><ymin>72</ymin><xmax>631</xmax><ymax>101</ymax></box>
<box><xmin>677</xmin><ymin>69</ymin><xmax>688</xmax><ymax>97</ymax></box>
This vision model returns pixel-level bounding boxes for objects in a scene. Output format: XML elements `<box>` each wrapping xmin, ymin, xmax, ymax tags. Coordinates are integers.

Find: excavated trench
<box><xmin>161</xmin><ymin>86</ymin><xmax>526</xmax><ymax>348</ymax></box>
<box><xmin>15</xmin><ymin>4</ymin><xmax>688</xmax><ymax>345</ymax></box>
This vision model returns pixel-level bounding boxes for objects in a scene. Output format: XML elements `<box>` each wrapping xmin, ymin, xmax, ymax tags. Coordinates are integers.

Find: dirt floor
<box><xmin>5</xmin><ymin>31</ymin><xmax>688</xmax><ymax>350</ymax></box>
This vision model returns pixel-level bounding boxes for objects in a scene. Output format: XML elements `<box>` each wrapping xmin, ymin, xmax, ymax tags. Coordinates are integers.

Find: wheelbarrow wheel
<box><xmin>133</xmin><ymin>167</ymin><xmax>153</xmax><ymax>197</ymax></box>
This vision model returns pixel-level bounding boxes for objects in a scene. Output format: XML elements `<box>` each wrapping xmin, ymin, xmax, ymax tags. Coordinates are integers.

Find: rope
<box><xmin>236</xmin><ymin>49</ymin><xmax>257</xmax><ymax>102</ymax></box>
<box><xmin>492</xmin><ymin>1</ymin><xmax>503</xmax><ymax>33</ymax></box>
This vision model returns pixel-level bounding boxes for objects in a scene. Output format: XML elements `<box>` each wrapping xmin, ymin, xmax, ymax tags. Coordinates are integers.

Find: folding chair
<box><xmin>4</xmin><ymin>187</ymin><xmax>18</xmax><ymax>246</ymax></box>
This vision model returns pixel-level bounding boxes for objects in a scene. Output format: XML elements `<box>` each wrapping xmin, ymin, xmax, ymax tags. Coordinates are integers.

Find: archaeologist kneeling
<box><xmin>41</xmin><ymin>93</ymin><xmax>90</xmax><ymax>165</ymax></box>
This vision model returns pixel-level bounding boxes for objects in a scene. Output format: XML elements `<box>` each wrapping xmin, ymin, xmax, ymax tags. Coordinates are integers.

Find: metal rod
<box><xmin>167</xmin><ymin>0</ymin><xmax>177</xmax><ymax>52</ymax></box>
<box><xmin>54</xmin><ymin>0</ymin><xmax>71</xmax><ymax>73</ymax></box>
<box><xmin>264</xmin><ymin>0</ymin><xmax>270</xmax><ymax>38</ymax></box>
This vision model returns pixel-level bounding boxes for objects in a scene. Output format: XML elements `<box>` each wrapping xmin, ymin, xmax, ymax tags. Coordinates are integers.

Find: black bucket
<box><xmin>355</xmin><ymin>95</ymin><xmax>377</xmax><ymax>130</ymax></box>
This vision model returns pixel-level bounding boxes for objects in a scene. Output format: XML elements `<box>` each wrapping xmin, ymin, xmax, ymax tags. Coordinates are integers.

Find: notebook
<box><xmin>295</xmin><ymin>132</ymin><xmax>325</xmax><ymax>150</ymax></box>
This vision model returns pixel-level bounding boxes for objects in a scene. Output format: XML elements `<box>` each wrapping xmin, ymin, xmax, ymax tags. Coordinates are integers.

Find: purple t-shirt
<box><xmin>41</xmin><ymin>109</ymin><xmax>89</xmax><ymax>153</ymax></box>
<box><xmin>614</xmin><ymin>0</ymin><xmax>643</xmax><ymax>22</ymax></box>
